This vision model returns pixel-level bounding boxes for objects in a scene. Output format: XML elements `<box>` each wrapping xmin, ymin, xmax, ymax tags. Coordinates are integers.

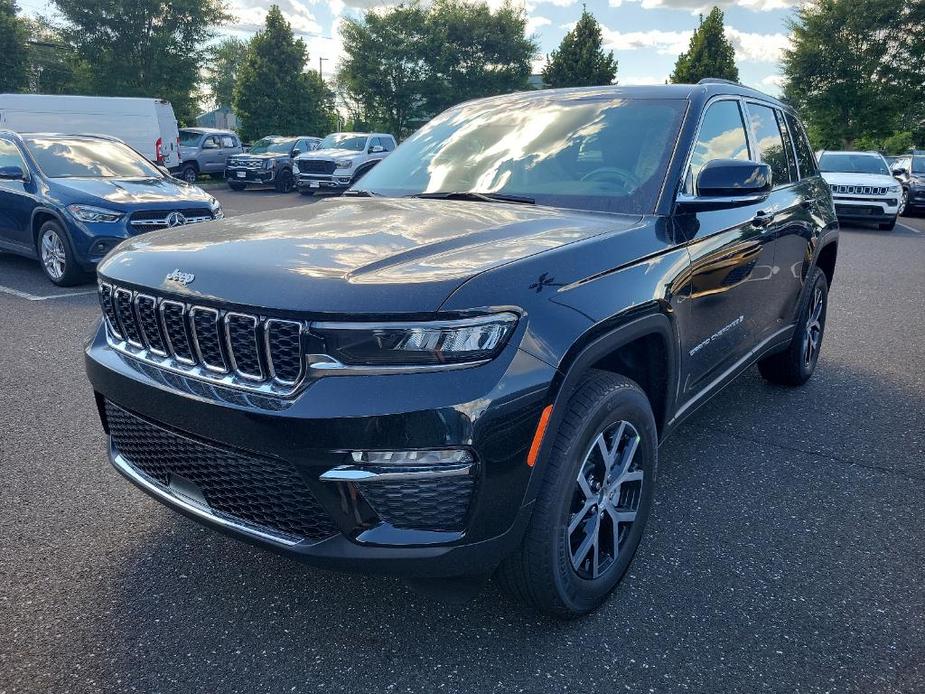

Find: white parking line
<box><xmin>897</xmin><ymin>222</ymin><xmax>922</xmax><ymax>234</ymax></box>
<box><xmin>0</xmin><ymin>284</ymin><xmax>97</xmax><ymax>301</ymax></box>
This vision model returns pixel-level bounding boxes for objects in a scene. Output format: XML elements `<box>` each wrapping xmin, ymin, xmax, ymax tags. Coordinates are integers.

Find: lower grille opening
<box><xmin>359</xmin><ymin>477</ymin><xmax>475</xmax><ymax>531</ymax></box>
<box><xmin>105</xmin><ymin>401</ymin><xmax>338</xmax><ymax>542</ymax></box>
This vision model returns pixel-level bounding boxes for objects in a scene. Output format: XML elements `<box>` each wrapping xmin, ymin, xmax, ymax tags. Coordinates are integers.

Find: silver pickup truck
<box><xmin>293</xmin><ymin>132</ymin><xmax>396</xmax><ymax>195</ymax></box>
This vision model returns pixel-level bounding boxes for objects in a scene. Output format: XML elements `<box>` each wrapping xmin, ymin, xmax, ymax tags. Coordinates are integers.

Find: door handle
<box><xmin>751</xmin><ymin>210</ymin><xmax>775</xmax><ymax>228</ymax></box>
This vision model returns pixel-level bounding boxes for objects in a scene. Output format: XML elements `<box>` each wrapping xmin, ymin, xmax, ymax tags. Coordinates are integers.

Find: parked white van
<box><xmin>0</xmin><ymin>94</ymin><xmax>181</xmax><ymax>168</ymax></box>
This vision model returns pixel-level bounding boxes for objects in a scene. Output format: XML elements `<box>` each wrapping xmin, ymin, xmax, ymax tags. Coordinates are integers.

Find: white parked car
<box><xmin>817</xmin><ymin>150</ymin><xmax>903</xmax><ymax>230</ymax></box>
<box><xmin>293</xmin><ymin>132</ymin><xmax>396</xmax><ymax>195</ymax></box>
<box><xmin>0</xmin><ymin>94</ymin><xmax>181</xmax><ymax>169</ymax></box>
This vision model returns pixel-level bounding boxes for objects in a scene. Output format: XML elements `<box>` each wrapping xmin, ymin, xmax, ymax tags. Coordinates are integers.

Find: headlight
<box><xmin>264</xmin><ymin>159</ymin><xmax>275</xmax><ymax>169</ymax></box>
<box><xmin>67</xmin><ymin>204</ymin><xmax>123</xmax><ymax>223</ymax></box>
<box><xmin>292</xmin><ymin>161</ymin><xmax>300</xmax><ymax>174</ymax></box>
<box><xmin>208</xmin><ymin>196</ymin><xmax>223</xmax><ymax>219</ymax></box>
<box><xmin>889</xmin><ymin>184</ymin><xmax>901</xmax><ymax>193</ymax></box>
<box><xmin>335</xmin><ymin>159</ymin><xmax>353</xmax><ymax>169</ymax></box>
<box><xmin>311</xmin><ymin>313</ymin><xmax>519</xmax><ymax>367</ymax></box>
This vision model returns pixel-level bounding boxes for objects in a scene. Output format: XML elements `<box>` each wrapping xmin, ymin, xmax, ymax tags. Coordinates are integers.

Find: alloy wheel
<box><xmin>183</xmin><ymin>167</ymin><xmax>197</xmax><ymax>183</ymax></box>
<box><xmin>803</xmin><ymin>285</ymin><xmax>824</xmax><ymax>369</ymax></box>
<box><xmin>567</xmin><ymin>420</ymin><xmax>644</xmax><ymax>580</ymax></box>
<box><xmin>41</xmin><ymin>228</ymin><xmax>66</xmax><ymax>280</ymax></box>
<box><xmin>898</xmin><ymin>189</ymin><xmax>908</xmax><ymax>216</ymax></box>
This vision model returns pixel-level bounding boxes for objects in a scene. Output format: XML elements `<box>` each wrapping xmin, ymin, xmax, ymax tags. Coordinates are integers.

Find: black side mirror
<box><xmin>892</xmin><ymin>168</ymin><xmax>907</xmax><ymax>176</ymax></box>
<box><xmin>0</xmin><ymin>165</ymin><xmax>25</xmax><ymax>181</ymax></box>
<box><xmin>290</xmin><ymin>149</ymin><xmax>301</xmax><ymax>158</ymax></box>
<box><xmin>678</xmin><ymin>159</ymin><xmax>772</xmax><ymax>212</ymax></box>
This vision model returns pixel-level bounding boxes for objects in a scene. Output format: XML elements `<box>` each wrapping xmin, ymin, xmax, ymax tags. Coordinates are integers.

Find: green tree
<box><xmin>22</xmin><ymin>16</ymin><xmax>77</xmax><ymax>94</ymax></box>
<box><xmin>0</xmin><ymin>0</ymin><xmax>29</xmax><ymax>92</ymax></box>
<box><xmin>51</xmin><ymin>0</ymin><xmax>230</xmax><ymax>122</ymax></box>
<box><xmin>670</xmin><ymin>7</ymin><xmax>738</xmax><ymax>84</ymax></box>
<box><xmin>882</xmin><ymin>131</ymin><xmax>914</xmax><ymax>155</ymax></box>
<box><xmin>541</xmin><ymin>7</ymin><xmax>616</xmax><ymax>88</ymax></box>
<box><xmin>782</xmin><ymin>0</ymin><xmax>925</xmax><ymax>149</ymax></box>
<box><xmin>234</xmin><ymin>5</ymin><xmax>334</xmax><ymax>142</ymax></box>
<box><xmin>339</xmin><ymin>0</ymin><xmax>536</xmax><ymax>138</ymax></box>
<box><xmin>207</xmin><ymin>37</ymin><xmax>247</xmax><ymax>110</ymax></box>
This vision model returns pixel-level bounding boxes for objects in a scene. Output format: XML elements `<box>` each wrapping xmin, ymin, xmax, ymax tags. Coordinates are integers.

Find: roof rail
<box><xmin>698</xmin><ymin>78</ymin><xmax>741</xmax><ymax>86</ymax></box>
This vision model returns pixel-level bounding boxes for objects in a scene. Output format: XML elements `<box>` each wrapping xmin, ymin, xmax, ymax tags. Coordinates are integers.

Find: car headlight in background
<box><xmin>264</xmin><ymin>159</ymin><xmax>275</xmax><ymax>169</ymax></box>
<box><xmin>889</xmin><ymin>184</ymin><xmax>901</xmax><ymax>193</ymax></box>
<box><xmin>335</xmin><ymin>159</ymin><xmax>353</xmax><ymax>169</ymax></box>
<box><xmin>311</xmin><ymin>312</ymin><xmax>519</xmax><ymax>367</ymax></box>
<box><xmin>208</xmin><ymin>196</ymin><xmax>223</xmax><ymax>219</ymax></box>
<box><xmin>292</xmin><ymin>161</ymin><xmax>300</xmax><ymax>174</ymax></box>
<box><xmin>67</xmin><ymin>204</ymin><xmax>123</xmax><ymax>223</ymax></box>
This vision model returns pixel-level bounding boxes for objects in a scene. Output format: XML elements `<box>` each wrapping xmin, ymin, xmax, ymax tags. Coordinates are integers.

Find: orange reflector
<box><xmin>526</xmin><ymin>405</ymin><xmax>553</xmax><ymax>467</ymax></box>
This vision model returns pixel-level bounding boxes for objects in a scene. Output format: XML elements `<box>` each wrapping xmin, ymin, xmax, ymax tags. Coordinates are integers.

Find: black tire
<box><xmin>36</xmin><ymin>220</ymin><xmax>85</xmax><ymax>286</ymax></box>
<box><xmin>496</xmin><ymin>371</ymin><xmax>657</xmax><ymax>618</ymax></box>
<box><xmin>757</xmin><ymin>266</ymin><xmax>828</xmax><ymax>386</ymax></box>
<box><xmin>879</xmin><ymin>217</ymin><xmax>897</xmax><ymax>231</ymax></box>
<box><xmin>180</xmin><ymin>164</ymin><xmax>198</xmax><ymax>183</ymax></box>
<box><xmin>899</xmin><ymin>189</ymin><xmax>910</xmax><ymax>217</ymax></box>
<box><xmin>299</xmin><ymin>188</ymin><xmax>314</xmax><ymax>197</ymax></box>
<box><xmin>228</xmin><ymin>181</ymin><xmax>247</xmax><ymax>191</ymax></box>
<box><xmin>275</xmin><ymin>169</ymin><xmax>294</xmax><ymax>193</ymax></box>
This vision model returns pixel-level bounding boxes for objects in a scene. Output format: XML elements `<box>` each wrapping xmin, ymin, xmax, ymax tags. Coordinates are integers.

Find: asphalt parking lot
<box><xmin>1</xmin><ymin>190</ymin><xmax>923</xmax><ymax>693</ymax></box>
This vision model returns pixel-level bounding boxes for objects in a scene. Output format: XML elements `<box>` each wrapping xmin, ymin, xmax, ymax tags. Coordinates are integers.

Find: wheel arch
<box><xmin>815</xmin><ymin>238</ymin><xmax>837</xmax><ymax>289</ymax></box>
<box><xmin>522</xmin><ymin>309</ymin><xmax>678</xmax><ymax>506</ymax></box>
<box><xmin>31</xmin><ymin>207</ymin><xmax>67</xmax><ymax>251</ymax></box>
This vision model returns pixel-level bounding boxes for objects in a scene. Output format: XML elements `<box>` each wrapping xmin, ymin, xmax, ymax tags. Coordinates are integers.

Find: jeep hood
<box><xmin>821</xmin><ymin>171</ymin><xmax>897</xmax><ymax>188</ymax></box>
<box><xmin>98</xmin><ymin>197</ymin><xmax>642</xmax><ymax>314</ymax></box>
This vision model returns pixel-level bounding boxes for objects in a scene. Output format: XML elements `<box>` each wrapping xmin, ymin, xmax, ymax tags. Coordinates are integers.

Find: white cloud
<box><xmin>724</xmin><ymin>27</ymin><xmax>790</xmax><ymax>63</ymax></box>
<box><xmin>630</xmin><ymin>0</ymin><xmax>796</xmax><ymax>11</ymax></box>
<box><xmin>531</xmin><ymin>0</ymin><xmax>578</xmax><ymax>6</ymax></box>
<box><xmin>619</xmin><ymin>74</ymin><xmax>668</xmax><ymax>85</ymax></box>
<box><xmin>601</xmin><ymin>28</ymin><xmax>693</xmax><ymax>55</ymax></box>
<box><xmin>228</xmin><ymin>0</ymin><xmax>322</xmax><ymax>35</ymax></box>
<box><xmin>526</xmin><ymin>15</ymin><xmax>552</xmax><ymax>35</ymax></box>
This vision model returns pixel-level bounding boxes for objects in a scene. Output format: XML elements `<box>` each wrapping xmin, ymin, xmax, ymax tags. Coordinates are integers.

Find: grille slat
<box><xmin>135</xmin><ymin>294</ymin><xmax>166</xmax><ymax>355</ymax></box>
<box><xmin>114</xmin><ymin>288</ymin><xmax>143</xmax><ymax>347</ymax></box>
<box><xmin>226</xmin><ymin>313</ymin><xmax>263</xmax><ymax>380</ymax></box>
<box><xmin>297</xmin><ymin>159</ymin><xmax>336</xmax><ymax>174</ymax></box>
<box><xmin>359</xmin><ymin>477</ymin><xmax>475</xmax><ymax>531</ymax></box>
<box><xmin>832</xmin><ymin>184</ymin><xmax>888</xmax><ymax>196</ymax></box>
<box><xmin>99</xmin><ymin>281</ymin><xmax>305</xmax><ymax>394</ymax></box>
<box><xmin>190</xmin><ymin>307</ymin><xmax>227</xmax><ymax>373</ymax></box>
<box><xmin>105</xmin><ymin>401</ymin><xmax>338</xmax><ymax>542</ymax></box>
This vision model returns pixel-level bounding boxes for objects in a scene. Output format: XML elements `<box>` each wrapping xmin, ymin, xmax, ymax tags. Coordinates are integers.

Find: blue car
<box><xmin>0</xmin><ymin>131</ymin><xmax>223</xmax><ymax>285</ymax></box>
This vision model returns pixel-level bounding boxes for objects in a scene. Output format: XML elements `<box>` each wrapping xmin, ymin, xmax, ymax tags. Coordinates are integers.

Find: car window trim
<box><xmin>742</xmin><ymin>99</ymin><xmax>798</xmax><ymax>191</ymax></box>
<box><xmin>675</xmin><ymin>94</ymin><xmax>752</xmax><ymax>199</ymax></box>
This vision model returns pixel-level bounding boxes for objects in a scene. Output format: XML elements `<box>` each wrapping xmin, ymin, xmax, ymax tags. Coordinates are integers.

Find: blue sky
<box><xmin>18</xmin><ymin>0</ymin><xmax>795</xmax><ymax>94</ymax></box>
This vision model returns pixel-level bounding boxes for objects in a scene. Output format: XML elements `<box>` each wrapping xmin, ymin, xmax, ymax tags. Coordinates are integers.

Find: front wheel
<box><xmin>757</xmin><ymin>266</ymin><xmax>828</xmax><ymax>386</ymax></box>
<box><xmin>496</xmin><ymin>371</ymin><xmax>657</xmax><ymax>618</ymax></box>
<box><xmin>37</xmin><ymin>220</ymin><xmax>84</xmax><ymax>286</ymax></box>
<box><xmin>899</xmin><ymin>189</ymin><xmax>909</xmax><ymax>217</ymax></box>
<box><xmin>275</xmin><ymin>169</ymin><xmax>294</xmax><ymax>193</ymax></box>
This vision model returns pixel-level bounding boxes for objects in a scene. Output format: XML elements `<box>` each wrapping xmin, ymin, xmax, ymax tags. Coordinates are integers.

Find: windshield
<box><xmin>178</xmin><ymin>130</ymin><xmax>203</xmax><ymax>147</ymax></box>
<box><xmin>912</xmin><ymin>156</ymin><xmax>925</xmax><ymax>174</ymax></box>
<box><xmin>318</xmin><ymin>134</ymin><xmax>368</xmax><ymax>151</ymax></box>
<box><xmin>24</xmin><ymin>137</ymin><xmax>162</xmax><ymax>178</ymax></box>
<box><xmin>818</xmin><ymin>153</ymin><xmax>890</xmax><ymax>176</ymax></box>
<box><xmin>250</xmin><ymin>138</ymin><xmax>295</xmax><ymax>154</ymax></box>
<box><xmin>357</xmin><ymin>96</ymin><xmax>686</xmax><ymax>214</ymax></box>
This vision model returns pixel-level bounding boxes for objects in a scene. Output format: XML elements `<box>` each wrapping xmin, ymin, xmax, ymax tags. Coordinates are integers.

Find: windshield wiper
<box><xmin>410</xmin><ymin>191</ymin><xmax>535</xmax><ymax>205</ymax></box>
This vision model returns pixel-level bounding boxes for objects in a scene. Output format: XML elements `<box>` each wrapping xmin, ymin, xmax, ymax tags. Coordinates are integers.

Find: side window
<box><xmin>382</xmin><ymin>136</ymin><xmax>395</xmax><ymax>152</ymax></box>
<box><xmin>220</xmin><ymin>135</ymin><xmax>235</xmax><ymax>148</ymax></box>
<box><xmin>687</xmin><ymin>99</ymin><xmax>750</xmax><ymax>194</ymax></box>
<box><xmin>0</xmin><ymin>139</ymin><xmax>26</xmax><ymax>171</ymax></box>
<box><xmin>203</xmin><ymin>136</ymin><xmax>220</xmax><ymax>149</ymax></box>
<box><xmin>785</xmin><ymin>113</ymin><xmax>817</xmax><ymax>178</ymax></box>
<box><xmin>774</xmin><ymin>110</ymin><xmax>799</xmax><ymax>182</ymax></box>
<box><xmin>370</xmin><ymin>137</ymin><xmax>382</xmax><ymax>151</ymax></box>
<box><xmin>747</xmin><ymin>102</ymin><xmax>792</xmax><ymax>187</ymax></box>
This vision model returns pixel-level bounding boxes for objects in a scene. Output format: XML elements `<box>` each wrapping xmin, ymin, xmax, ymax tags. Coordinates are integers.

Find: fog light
<box><xmin>350</xmin><ymin>449</ymin><xmax>473</xmax><ymax>465</ymax></box>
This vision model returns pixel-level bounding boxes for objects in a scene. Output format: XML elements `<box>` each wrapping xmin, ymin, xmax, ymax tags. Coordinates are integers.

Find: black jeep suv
<box><xmin>85</xmin><ymin>82</ymin><xmax>838</xmax><ymax>618</ymax></box>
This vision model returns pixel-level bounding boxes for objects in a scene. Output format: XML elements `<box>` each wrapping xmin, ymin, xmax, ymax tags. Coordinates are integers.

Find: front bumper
<box><xmin>297</xmin><ymin>173</ymin><xmax>353</xmax><ymax>191</ymax></box>
<box><xmin>832</xmin><ymin>196</ymin><xmax>898</xmax><ymax>222</ymax></box>
<box><xmin>225</xmin><ymin>166</ymin><xmax>277</xmax><ymax>184</ymax></box>
<box><xmin>85</xmin><ymin>321</ymin><xmax>555</xmax><ymax>577</ymax></box>
<box><xmin>907</xmin><ymin>187</ymin><xmax>925</xmax><ymax>209</ymax></box>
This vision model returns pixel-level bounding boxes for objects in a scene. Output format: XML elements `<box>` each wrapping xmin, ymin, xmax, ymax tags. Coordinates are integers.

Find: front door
<box><xmin>0</xmin><ymin>139</ymin><xmax>36</xmax><ymax>252</ymax></box>
<box><xmin>675</xmin><ymin>97</ymin><xmax>779</xmax><ymax>402</ymax></box>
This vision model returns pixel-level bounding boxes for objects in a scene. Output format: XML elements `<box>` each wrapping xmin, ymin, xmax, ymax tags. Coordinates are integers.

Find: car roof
<box><xmin>453</xmin><ymin>80</ymin><xmax>794</xmax><ymax>115</ymax></box>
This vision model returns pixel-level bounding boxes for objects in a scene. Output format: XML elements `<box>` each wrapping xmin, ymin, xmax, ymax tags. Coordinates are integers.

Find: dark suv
<box><xmin>225</xmin><ymin>135</ymin><xmax>320</xmax><ymax>192</ymax></box>
<box><xmin>85</xmin><ymin>82</ymin><xmax>838</xmax><ymax>617</ymax></box>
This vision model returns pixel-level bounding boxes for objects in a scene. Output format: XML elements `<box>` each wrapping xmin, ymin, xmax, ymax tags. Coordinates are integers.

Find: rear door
<box><xmin>154</xmin><ymin>100</ymin><xmax>181</xmax><ymax>168</ymax></box>
<box><xmin>200</xmin><ymin>135</ymin><xmax>223</xmax><ymax>173</ymax></box>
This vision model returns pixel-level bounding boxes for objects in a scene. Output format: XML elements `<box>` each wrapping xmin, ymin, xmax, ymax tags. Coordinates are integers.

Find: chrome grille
<box><xmin>129</xmin><ymin>208</ymin><xmax>213</xmax><ymax>231</ymax></box>
<box><xmin>228</xmin><ymin>158</ymin><xmax>263</xmax><ymax>169</ymax></box>
<box><xmin>98</xmin><ymin>282</ymin><xmax>305</xmax><ymax>396</ymax></box>
<box><xmin>831</xmin><ymin>184</ymin><xmax>888</xmax><ymax>196</ymax></box>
